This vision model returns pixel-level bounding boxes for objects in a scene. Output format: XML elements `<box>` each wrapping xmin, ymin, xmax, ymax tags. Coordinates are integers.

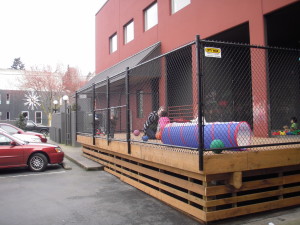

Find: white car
<box><xmin>0</xmin><ymin>128</ymin><xmax>41</xmax><ymax>143</ymax></box>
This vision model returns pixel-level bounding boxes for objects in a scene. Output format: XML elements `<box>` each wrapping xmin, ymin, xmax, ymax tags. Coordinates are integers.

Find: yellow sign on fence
<box><xmin>204</xmin><ymin>47</ymin><xmax>221</xmax><ymax>58</ymax></box>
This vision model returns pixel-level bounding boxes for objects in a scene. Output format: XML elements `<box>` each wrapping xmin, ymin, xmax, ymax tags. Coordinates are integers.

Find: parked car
<box><xmin>0</xmin><ymin>128</ymin><xmax>41</xmax><ymax>143</ymax></box>
<box><xmin>0</xmin><ymin>130</ymin><xmax>64</xmax><ymax>172</ymax></box>
<box><xmin>0</xmin><ymin>123</ymin><xmax>47</xmax><ymax>143</ymax></box>
<box><xmin>25</xmin><ymin>120</ymin><xmax>49</xmax><ymax>136</ymax></box>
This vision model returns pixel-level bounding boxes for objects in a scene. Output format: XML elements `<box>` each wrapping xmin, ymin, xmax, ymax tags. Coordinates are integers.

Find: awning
<box><xmin>79</xmin><ymin>42</ymin><xmax>161</xmax><ymax>92</ymax></box>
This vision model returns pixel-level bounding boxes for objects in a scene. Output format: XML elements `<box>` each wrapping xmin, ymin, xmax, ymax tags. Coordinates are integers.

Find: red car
<box><xmin>0</xmin><ymin>123</ymin><xmax>47</xmax><ymax>143</ymax></box>
<box><xmin>0</xmin><ymin>131</ymin><xmax>64</xmax><ymax>172</ymax></box>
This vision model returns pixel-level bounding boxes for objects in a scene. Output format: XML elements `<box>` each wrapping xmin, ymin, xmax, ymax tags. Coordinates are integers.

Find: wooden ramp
<box><xmin>77</xmin><ymin>135</ymin><xmax>300</xmax><ymax>223</ymax></box>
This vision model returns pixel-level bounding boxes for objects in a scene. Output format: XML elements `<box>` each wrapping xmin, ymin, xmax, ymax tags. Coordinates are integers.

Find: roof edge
<box><xmin>95</xmin><ymin>42</ymin><xmax>161</xmax><ymax>77</ymax></box>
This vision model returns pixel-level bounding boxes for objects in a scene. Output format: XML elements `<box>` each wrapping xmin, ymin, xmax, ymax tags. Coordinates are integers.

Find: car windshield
<box><xmin>0</xmin><ymin>124</ymin><xmax>23</xmax><ymax>134</ymax></box>
<box><xmin>1</xmin><ymin>132</ymin><xmax>26</xmax><ymax>145</ymax></box>
<box><xmin>27</xmin><ymin>120</ymin><xmax>37</xmax><ymax>126</ymax></box>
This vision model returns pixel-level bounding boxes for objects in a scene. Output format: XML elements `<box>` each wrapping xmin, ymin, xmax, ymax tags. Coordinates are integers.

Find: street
<box><xmin>0</xmin><ymin>159</ymin><xmax>198</xmax><ymax>225</ymax></box>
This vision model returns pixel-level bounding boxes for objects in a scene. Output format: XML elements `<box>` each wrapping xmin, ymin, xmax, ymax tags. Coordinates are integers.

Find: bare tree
<box><xmin>62</xmin><ymin>66</ymin><xmax>89</xmax><ymax>104</ymax></box>
<box><xmin>18</xmin><ymin>64</ymin><xmax>65</xmax><ymax>125</ymax></box>
<box><xmin>18</xmin><ymin>64</ymin><xmax>92</xmax><ymax>125</ymax></box>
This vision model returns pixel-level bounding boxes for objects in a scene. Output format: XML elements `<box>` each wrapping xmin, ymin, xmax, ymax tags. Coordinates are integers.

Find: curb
<box><xmin>64</xmin><ymin>154</ymin><xmax>104</xmax><ymax>171</ymax></box>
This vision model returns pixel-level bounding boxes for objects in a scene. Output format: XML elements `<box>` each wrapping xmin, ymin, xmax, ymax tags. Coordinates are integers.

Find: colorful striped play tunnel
<box><xmin>161</xmin><ymin>122</ymin><xmax>252</xmax><ymax>150</ymax></box>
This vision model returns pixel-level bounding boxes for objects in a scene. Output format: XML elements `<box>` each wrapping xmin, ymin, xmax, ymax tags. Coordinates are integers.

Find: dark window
<box><xmin>35</xmin><ymin>112</ymin><xmax>42</xmax><ymax>124</ymax></box>
<box><xmin>6</xmin><ymin>94</ymin><xmax>10</xmax><ymax>104</ymax></box>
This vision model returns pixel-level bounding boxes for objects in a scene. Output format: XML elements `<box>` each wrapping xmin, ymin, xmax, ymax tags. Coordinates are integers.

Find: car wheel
<box><xmin>28</xmin><ymin>153</ymin><xmax>48</xmax><ymax>172</ymax></box>
<box><xmin>41</xmin><ymin>130</ymin><xmax>48</xmax><ymax>136</ymax></box>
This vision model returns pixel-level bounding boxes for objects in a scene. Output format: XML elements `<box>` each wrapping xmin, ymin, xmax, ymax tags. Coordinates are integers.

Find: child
<box><xmin>283</xmin><ymin>117</ymin><xmax>298</xmax><ymax>132</ymax></box>
<box><xmin>156</xmin><ymin>111</ymin><xmax>170</xmax><ymax>135</ymax></box>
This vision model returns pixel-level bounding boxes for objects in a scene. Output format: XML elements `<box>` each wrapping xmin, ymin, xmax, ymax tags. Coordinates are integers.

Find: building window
<box><xmin>171</xmin><ymin>0</ymin><xmax>191</xmax><ymax>14</ymax></box>
<box><xmin>6</xmin><ymin>94</ymin><xmax>10</xmax><ymax>104</ymax></box>
<box><xmin>124</xmin><ymin>20</ymin><xmax>134</xmax><ymax>44</ymax></box>
<box><xmin>144</xmin><ymin>2</ymin><xmax>158</xmax><ymax>31</ymax></box>
<box><xmin>0</xmin><ymin>94</ymin><xmax>1</xmax><ymax>104</ymax></box>
<box><xmin>109</xmin><ymin>33</ymin><xmax>118</xmax><ymax>53</ymax></box>
<box><xmin>137</xmin><ymin>90</ymin><xmax>144</xmax><ymax>118</ymax></box>
<box><xmin>6</xmin><ymin>112</ymin><xmax>10</xmax><ymax>120</ymax></box>
<box><xmin>22</xmin><ymin>111</ymin><xmax>29</xmax><ymax>120</ymax></box>
<box><xmin>35</xmin><ymin>111</ymin><xmax>42</xmax><ymax>124</ymax></box>
<box><xmin>0</xmin><ymin>112</ymin><xmax>2</xmax><ymax>119</ymax></box>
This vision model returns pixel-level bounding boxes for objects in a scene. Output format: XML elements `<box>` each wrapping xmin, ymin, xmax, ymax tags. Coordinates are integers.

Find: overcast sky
<box><xmin>0</xmin><ymin>0</ymin><xmax>107</xmax><ymax>75</ymax></box>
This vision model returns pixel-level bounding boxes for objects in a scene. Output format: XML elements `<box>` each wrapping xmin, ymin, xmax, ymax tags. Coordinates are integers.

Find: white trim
<box><xmin>171</xmin><ymin>0</ymin><xmax>191</xmax><ymax>14</ymax></box>
<box><xmin>144</xmin><ymin>2</ymin><xmax>158</xmax><ymax>31</ymax></box>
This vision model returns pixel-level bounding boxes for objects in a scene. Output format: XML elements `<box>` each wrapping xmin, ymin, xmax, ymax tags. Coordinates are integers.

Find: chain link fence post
<box><xmin>125</xmin><ymin>67</ymin><xmax>131</xmax><ymax>154</ymax></box>
<box><xmin>106</xmin><ymin>77</ymin><xmax>110</xmax><ymax>144</ymax></box>
<box><xmin>196</xmin><ymin>35</ymin><xmax>205</xmax><ymax>171</ymax></box>
<box><xmin>92</xmin><ymin>83</ymin><xmax>96</xmax><ymax>145</ymax></box>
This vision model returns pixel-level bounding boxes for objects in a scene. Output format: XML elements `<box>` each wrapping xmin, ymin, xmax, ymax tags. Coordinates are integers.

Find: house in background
<box><xmin>0</xmin><ymin>68</ymin><xmax>48</xmax><ymax>125</ymax></box>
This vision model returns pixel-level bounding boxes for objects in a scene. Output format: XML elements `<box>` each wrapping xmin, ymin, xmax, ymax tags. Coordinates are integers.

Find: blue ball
<box><xmin>142</xmin><ymin>135</ymin><xmax>149</xmax><ymax>142</ymax></box>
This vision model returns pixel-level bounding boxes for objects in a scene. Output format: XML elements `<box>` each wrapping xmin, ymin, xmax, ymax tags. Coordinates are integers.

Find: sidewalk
<box><xmin>48</xmin><ymin>139</ymin><xmax>104</xmax><ymax>171</ymax></box>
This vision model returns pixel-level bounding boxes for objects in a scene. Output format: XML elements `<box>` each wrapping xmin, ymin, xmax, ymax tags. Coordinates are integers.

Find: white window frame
<box><xmin>6</xmin><ymin>112</ymin><xmax>10</xmax><ymax>120</ymax></box>
<box><xmin>144</xmin><ymin>2</ymin><xmax>158</xmax><ymax>31</ymax></box>
<box><xmin>6</xmin><ymin>94</ymin><xmax>10</xmax><ymax>104</ymax></box>
<box><xmin>109</xmin><ymin>33</ymin><xmax>118</xmax><ymax>53</ymax></box>
<box><xmin>171</xmin><ymin>0</ymin><xmax>191</xmax><ymax>14</ymax></box>
<box><xmin>124</xmin><ymin>20</ymin><xmax>134</xmax><ymax>44</ymax></box>
<box><xmin>22</xmin><ymin>111</ymin><xmax>29</xmax><ymax>120</ymax></box>
<box><xmin>35</xmin><ymin>111</ymin><xmax>42</xmax><ymax>124</ymax></box>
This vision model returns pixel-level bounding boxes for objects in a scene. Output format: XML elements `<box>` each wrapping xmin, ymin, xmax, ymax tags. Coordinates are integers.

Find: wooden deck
<box><xmin>77</xmin><ymin>134</ymin><xmax>300</xmax><ymax>223</ymax></box>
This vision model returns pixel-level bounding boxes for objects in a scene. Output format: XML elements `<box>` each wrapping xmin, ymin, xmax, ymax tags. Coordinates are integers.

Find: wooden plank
<box><xmin>205</xmin><ymin>173</ymin><xmax>231</xmax><ymax>182</ymax></box>
<box><xmin>206</xmin><ymin>189</ymin><xmax>282</xmax><ymax>207</ymax></box>
<box><xmin>131</xmin><ymin>144</ymin><xmax>201</xmax><ymax>174</ymax></box>
<box><xmin>283</xmin><ymin>174</ymin><xmax>300</xmax><ymax>184</ymax></box>
<box><xmin>82</xmin><ymin>145</ymin><xmax>205</xmax><ymax>181</ymax></box>
<box><xmin>243</xmin><ymin>164</ymin><xmax>300</xmax><ymax>177</ymax></box>
<box><xmin>105</xmin><ymin>167</ymin><xmax>207</xmax><ymax>221</ymax></box>
<box><xmin>83</xmin><ymin>148</ymin><xmax>205</xmax><ymax>195</ymax></box>
<box><xmin>105</xmin><ymin>162</ymin><xmax>206</xmax><ymax>207</ymax></box>
<box><xmin>206</xmin><ymin>174</ymin><xmax>300</xmax><ymax>197</ymax></box>
<box><xmin>204</xmin><ymin>153</ymin><xmax>248</xmax><ymax>174</ymax></box>
<box><xmin>284</xmin><ymin>186</ymin><xmax>300</xmax><ymax>194</ymax></box>
<box><xmin>247</xmin><ymin>149</ymin><xmax>300</xmax><ymax>170</ymax></box>
<box><xmin>77</xmin><ymin>135</ymin><xmax>93</xmax><ymax>145</ymax></box>
<box><xmin>206</xmin><ymin>196</ymin><xmax>300</xmax><ymax>221</ymax></box>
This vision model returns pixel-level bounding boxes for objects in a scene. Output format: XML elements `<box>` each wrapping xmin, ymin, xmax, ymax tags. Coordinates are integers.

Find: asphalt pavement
<box><xmin>5</xmin><ymin>139</ymin><xmax>297</xmax><ymax>225</ymax></box>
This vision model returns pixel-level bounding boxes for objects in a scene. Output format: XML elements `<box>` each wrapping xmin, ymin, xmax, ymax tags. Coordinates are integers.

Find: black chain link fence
<box><xmin>76</xmin><ymin>37</ymin><xmax>300</xmax><ymax>170</ymax></box>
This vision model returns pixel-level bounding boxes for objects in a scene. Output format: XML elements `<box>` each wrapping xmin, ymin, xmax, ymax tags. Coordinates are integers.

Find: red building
<box><xmin>87</xmin><ymin>0</ymin><xmax>299</xmax><ymax>137</ymax></box>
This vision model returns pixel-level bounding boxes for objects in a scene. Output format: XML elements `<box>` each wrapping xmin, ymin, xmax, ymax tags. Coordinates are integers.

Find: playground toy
<box><xmin>161</xmin><ymin>121</ymin><xmax>252</xmax><ymax>150</ymax></box>
<box><xmin>133</xmin><ymin>129</ymin><xmax>140</xmax><ymax>136</ymax></box>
